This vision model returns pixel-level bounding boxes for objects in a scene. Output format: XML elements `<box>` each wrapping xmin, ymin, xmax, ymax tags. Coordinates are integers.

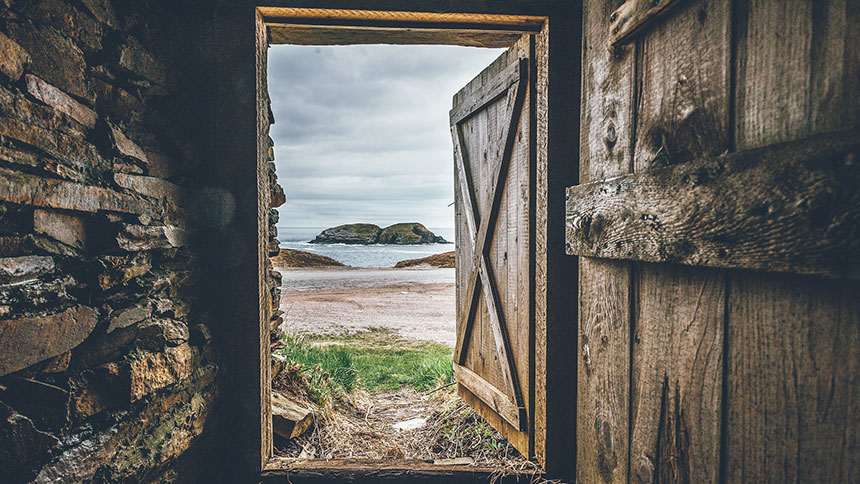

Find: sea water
<box><xmin>277</xmin><ymin>227</ymin><xmax>456</xmax><ymax>268</ymax></box>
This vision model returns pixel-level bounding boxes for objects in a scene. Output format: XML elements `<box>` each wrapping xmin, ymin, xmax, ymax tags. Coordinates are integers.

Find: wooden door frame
<box><xmin>245</xmin><ymin>4</ymin><xmax>581</xmax><ymax>481</ymax></box>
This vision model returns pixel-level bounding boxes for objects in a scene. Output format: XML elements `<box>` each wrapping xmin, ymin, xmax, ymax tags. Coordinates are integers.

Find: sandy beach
<box><xmin>276</xmin><ymin>267</ymin><xmax>456</xmax><ymax>345</ymax></box>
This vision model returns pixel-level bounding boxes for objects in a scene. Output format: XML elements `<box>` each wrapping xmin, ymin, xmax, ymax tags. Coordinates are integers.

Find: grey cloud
<box><xmin>268</xmin><ymin>44</ymin><xmax>504</xmax><ymax>228</ymax></box>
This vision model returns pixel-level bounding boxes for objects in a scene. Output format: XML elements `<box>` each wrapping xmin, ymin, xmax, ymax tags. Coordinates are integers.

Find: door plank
<box><xmin>577</xmin><ymin>1</ymin><xmax>636</xmax><ymax>482</ymax></box>
<box><xmin>728</xmin><ymin>1</ymin><xmax>860</xmax><ymax>482</ymax></box>
<box><xmin>449</xmin><ymin>61</ymin><xmax>521</xmax><ymax>125</ymax></box>
<box><xmin>628</xmin><ymin>2</ymin><xmax>730</xmax><ymax>482</ymax></box>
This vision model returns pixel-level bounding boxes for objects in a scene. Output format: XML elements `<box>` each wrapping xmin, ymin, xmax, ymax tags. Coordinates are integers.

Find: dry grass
<box><xmin>272</xmin><ymin>329</ymin><xmax>544</xmax><ymax>477</ymax></box>
<box><xmin>273</xmin><ymin>367</ymin><xmax>538</xmax><ymax>474</ymax></box>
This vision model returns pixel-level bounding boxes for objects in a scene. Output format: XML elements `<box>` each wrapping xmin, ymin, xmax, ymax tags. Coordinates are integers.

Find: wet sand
<box><xmin>276</xmin><ymin>267</ymin><xmax>456</xmax><ymax>345</ymax></box>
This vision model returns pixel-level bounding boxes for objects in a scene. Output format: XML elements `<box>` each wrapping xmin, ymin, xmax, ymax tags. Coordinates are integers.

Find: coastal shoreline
<box><xmin>273</xmin><ymin>248</ymin><xmax>455</xmax><ymax>269</ymax></box>
<box><xmin>275</xmin><ymin>265</ymin><xmax>456</xmax><ymax>345</ymax></box>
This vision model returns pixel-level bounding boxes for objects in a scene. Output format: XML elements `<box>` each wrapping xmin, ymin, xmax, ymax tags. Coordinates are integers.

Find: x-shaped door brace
<box><xmin>450</xmin><ymin>58</ymin><xmax>527</xmax><ymax>430</ymax></box>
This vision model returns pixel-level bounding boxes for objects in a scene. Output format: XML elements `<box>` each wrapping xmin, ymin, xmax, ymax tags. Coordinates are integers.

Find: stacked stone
<box><xmin>268</xmin><ymin>133</ymin><xmax>286</xmax><ymax>346</ymax></box>
<box><xmin>0</xmin><ymin>2</ymin><xmax>215</xmax><ymax>482</ymax></box>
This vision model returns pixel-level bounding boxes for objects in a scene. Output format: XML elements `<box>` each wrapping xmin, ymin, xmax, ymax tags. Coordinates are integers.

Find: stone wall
<box><xmin>0</xmin><ymin>2</ymin><xmax>273</xmax><ymax>482</ymax></box>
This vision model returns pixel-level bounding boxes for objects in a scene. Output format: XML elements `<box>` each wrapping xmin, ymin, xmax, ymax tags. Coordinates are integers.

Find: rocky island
<box><xmin>310</xmin><ymin>223</ymin><xmax>449</xmax><ymax>245</ymax></box>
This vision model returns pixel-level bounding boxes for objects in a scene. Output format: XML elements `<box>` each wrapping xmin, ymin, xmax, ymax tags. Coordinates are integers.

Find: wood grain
<box><xmin>726</xmin><ymin>274</ymin><xmax>860</xmax><ymax>483</ymax></box>
<box><xmin>256</xmin><ymin>9</ymin><xmax>273</xmax><ymax>470</ymax></box>
<box><xmin>609</xmin><ymin>0</ymin><xmax>684</xmax><ymax>45</ymax></box>
<box><xmin>629</xmin><ymin>263</ymin><xmax>725</xmax><ymax>484</ymax></box>
<box><xmin>451</xmin><ymin>38</ymin><xmax>533</xmax><ymax>458</ymax></box>
<box><xmin>626</xmin><ymin>2</ymin><xmax>730</xmax><ymax>483</ymax></box>
<box><xmin>566</xmin><ymin>130</ymin><xmax>860</xmax><ymax>278</ymax></box>
<box><xmin>258</xmin><ymin>8</ymin><xmax>546</xmax><ymax>29</ymax></box>
<box><xmin>726</xmin><ymin>1</ymin><xmax>860</xmax><ymax>482</ymax></box>
<box><xmin>263</xmin><ymin>457</ymin><xmax>534</xmax><ymax>483</ymax></box>
<box><xmin>454</xmin><ymin>364</ymin><xmax>524</xmax><ymax>429</ymax></box>
<box><xmin>577</xmin><ymin>1</ymin><xmax>636</xmax><ymax>481</ymax></box>
<box><xmin>533</xmin><ymin>16</ymin><xmax>580</xmax><ymax>477</ymax></box>
<box><xmin>267</xmin><ymin>24</ymin><xmax>525</xmax><ymax>48</ymax></box>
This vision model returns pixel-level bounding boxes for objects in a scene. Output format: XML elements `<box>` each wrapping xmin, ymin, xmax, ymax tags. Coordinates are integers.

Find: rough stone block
<box><xmin>0</xmin><ymin>403</ymin><xmax>59</xmax><ymax>483</ymax></box>
<box><xmin>0</xmin><ymin>305</ymin><xmax>98</xmax><ymax>376</ymax></box>
<box><xmin>271</xmin><ymin>183</ymin><xmax>286</xmax><ymax>207</ymax></box>
<box><xmin>141</xmin><ymin>150</ymin><xmax>175</xmax><ymax>179</ymax></box>
<box><xmin>6</xmin><ymin>22</ymin><xmax>92</xmax><ymax>102</ymax></box>
<box><xmin>68</xmin><ymin>326</ymin><xmax>136</xmax><ymax>373</ymax></box>
<box><xmin>271</xmin><ymin>391</ymin><xmax>313</xmax><ymax>439</ymax></box>
<box><xmin>91</xmin><ymin>77</ymin><xmax>143</xmax><ymax>124</ymax></box>
<box><xmin>0</xmin><ymin>31</ymin><xmax>30</xmax><ymax>81</ymax></box>
<box><xmin>114</xmin><ymin>173</ymin><xmax>183</xmax><ymax>202</ymax></box>
<box><xmin>152</xmin><ymin>297</ymin><xmax>189</xmax><ymax>320</ymax></box>
<box><xmin>118</xmin><ymin>37</ymin><xmax>167</xmax><ymax>84</ymax></box>
<box><xmin>25</xmin><ymin>74</ymin><xmax>98</xmax><ymax>129</ymax></box>
<box><xmin>0</xmin><ymin>87</ymin><xmax>107</xmax><ymax>173</ymax></box>
<box><xmin>128</xmin><ymin>344</ymin><xmax>192</xmax><ymax>401</ymax></box>
<box><xmin>0</xmin><ymin>255</ymin><xmax>54</xmax><ymax>281</ymax></box>
<box><xmin>108</xmin><ymin>123</ymin><xmax>148</xmax><ymax>163</ymax></box>
<box><xmin>31</xmin><ymin>351</ymin><xmax>71</xmax><ymax>375</ymax></box>
<box><xmin>271</xmin><ymin>353</ymin><xmax>286</xmax><ymax>380</ymax></box>
<box><xmin>137</xmin><ymin>319</ymin><xmax>190</xmax><ymax>349</ymax></box>
<box><xmin>70</xmin><ymin>362</ymin><xmax>127</xmax><ymax>418</ymax></box>
<box><xmin>42</xmin><ymin>365</ymin><xmax>216</xmax><ymax>483</ymax></box>
<box><xmin>97</xmin><ymin>259</ymin><xmax>151</xmax><ymax>290</ymax></box>
<box><xmin>0</xmin><ymin>167</ymin><xmax>152</xmax><ymax>216</ymax></box>
<box><xmin>268</xmin><ymin>238</ymin><xmax>280</xmax><ymax>256</ymax></box>
<box><xmin>0</xmin><ymin>272</ymin><xmax>77</xmax><ymax>317</ymax></box>
<box><xmin>33</xmin><ymin>209</ymin><xmax>87</xmax><ymax>250</ymax></box>
<box><xmin>107</xmin><ymin>301</ymin><xmax>152</xmax><ymax>333</ymax></box>
<box><xmin>26</xmin><ymin>0</ymin><xmax>104</xmax><ymax>52</ymax></box>
<box><xmin>80</xmin><ymin>0</ymin><xmax>119</xmax><ymax>30</ymax></box>
<box><xmin>116</xmin><ymin>224</ymin><xmax>187</xmax><ymax>251</ymax></box>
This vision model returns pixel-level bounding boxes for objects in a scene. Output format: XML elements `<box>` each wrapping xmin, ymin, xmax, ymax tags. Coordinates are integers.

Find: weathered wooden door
<box><xmin>450</xmin><ymin>36</ymin><xmax>534</xmax><ymax>456</ymax></box>
<box><xmin>568</xmin><ymin>0</ymin><xmax>860</xmax><ymax>483</ymax></box>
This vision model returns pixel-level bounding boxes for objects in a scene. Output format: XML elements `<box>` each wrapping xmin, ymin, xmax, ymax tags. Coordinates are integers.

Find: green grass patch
<box><xmin>276</xmin><ymin>328</ymin><xmax>454</xmax><ymax>398</ymax></box>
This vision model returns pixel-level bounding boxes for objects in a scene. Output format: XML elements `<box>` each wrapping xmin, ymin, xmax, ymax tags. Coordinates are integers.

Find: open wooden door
<box><xmin>450</xmin><ymin>35</ymin><xmax>534</xmax><ymax>457</ymax></box>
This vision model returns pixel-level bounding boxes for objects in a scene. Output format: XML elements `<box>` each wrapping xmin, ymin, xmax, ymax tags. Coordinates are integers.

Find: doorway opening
<box><xmin>266</xmin><ymin>42</ymin><xmax>535</xmax><ymax>468</ymax></box>
<box><xmin>254</xmin><ymin>7</ymin><xmax>558</xmax><ymax>480</ymax></box>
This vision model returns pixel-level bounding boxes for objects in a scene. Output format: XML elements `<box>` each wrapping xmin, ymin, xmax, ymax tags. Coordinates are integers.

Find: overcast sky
<box><xmin>267</xmin><ymin>44</ymin><xmax>505</xmax><ymax>229</ymax></box>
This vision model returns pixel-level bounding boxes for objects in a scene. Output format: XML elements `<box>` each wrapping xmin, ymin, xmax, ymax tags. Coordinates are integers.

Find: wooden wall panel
<box><xmin>727</xmin><ymin>1</ymin><xmax>860</xmax><ymax>482</ymax></box>
<box><xmin>577</xmin><ymin>1</ymin><xmax>635</xmax><ymax>482</ymax></box>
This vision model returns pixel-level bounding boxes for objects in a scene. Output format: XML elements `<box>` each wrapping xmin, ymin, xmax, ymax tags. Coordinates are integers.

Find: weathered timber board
<box><xmin>567</xmin><ymin>130</ymin><xmax>860</xmax><ymax>278</ymax></box>
<box><xmin>262</xmin><ymin>457</ymin><xmax>536</xmax><ymax>483</ymax></box>
<box><xmin>609</xmin><ymin>0</ymin><xmax>684</xmax><ymax>45</ymax></box>
<box><xmin>627</xmin><ymin>1</ymin><xmax>731</xmax><ymax>483</ymax></box>
<box><xmin>258</xmin><ymin>8</ymin><xmax>546</xmax><ymax>30</ymax></box>
<box><xmin>533</xmin><ymin>17</ymin><xmax>580</xmax><ymax>476</ymax></box>
<box><xmin>577</xmin><ymin>0</ymin><xmax>636</xmax><ymax>481</ymax></box>
<box><xmin>268</xmin><ymin>24</ymin><xmax>525</xmax><ymax>47</ymax></box>
<box><xmin>454</xmin><ymin>364</ymin><xmax>524</xmax><ymax>429</ymax></box>
<box><xmin>726</xmin><ymin>1</ymin><xmax>860</xmax><ymax>482</ymax></box>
